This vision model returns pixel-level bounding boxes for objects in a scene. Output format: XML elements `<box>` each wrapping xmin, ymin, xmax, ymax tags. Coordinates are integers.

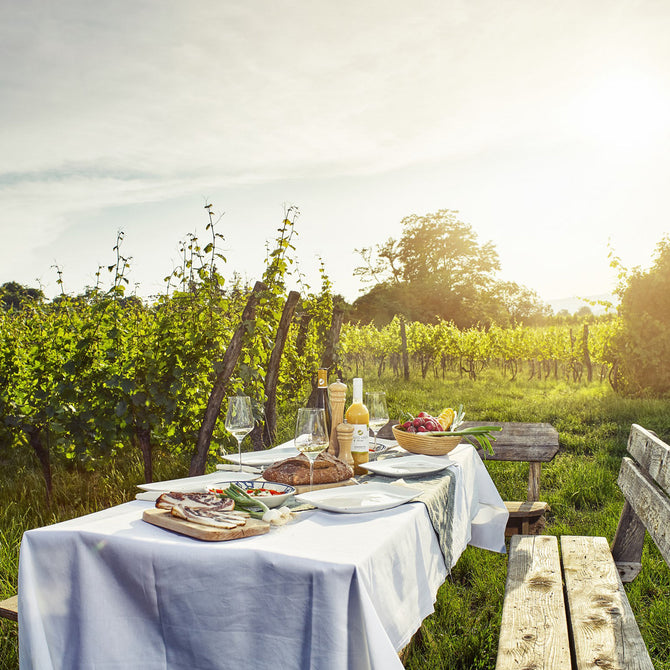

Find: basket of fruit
<box><xmin>393</xmin><ymin>406</ymin><xmax>501</xmax><ymax>456</ymax></box>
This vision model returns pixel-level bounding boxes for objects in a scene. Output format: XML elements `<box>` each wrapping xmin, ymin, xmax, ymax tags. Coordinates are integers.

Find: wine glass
<box><xmin>225</xmin><ymin>396</ymin><xmax>254</xmax><ymax>472</ymax></box>
<box><xmin>294</xmin><ymin>407</ymin><xmax>329</xmax><ymax>491</ymax></box>
<box><xmin>366</xmin><ymin>391</ymin><xmax>389</xmax><ymax>460</ymax></box>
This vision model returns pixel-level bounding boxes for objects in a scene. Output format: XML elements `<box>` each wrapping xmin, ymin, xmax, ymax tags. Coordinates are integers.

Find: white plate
<box><xmin>358</xmin><ymin>455</ymin><xmax>451</xmax><ymax>478</ymax></box>
<box><xmin>219</xmin><ymin>445</ymin><xmax>299</xmax><ymax>467</ymax></box>
<box><xmin>295</xmin><ymin>482</ymin><xmax>422</xmax><ymax>513</ymax></box>
<box><xmin>137</xmin><ymin>471</ymin><xmax>259</xmax><ymax>492</ymax></box>
<box><xmin>372</xmin><ymin>437</ymin><xmax>398</xmax><ymax>449</ymax></box>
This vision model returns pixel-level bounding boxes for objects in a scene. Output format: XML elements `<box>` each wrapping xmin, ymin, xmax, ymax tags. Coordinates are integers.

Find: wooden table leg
<box><xmin>527</xmin><ymin>462</ymin><xmax>541</xmax><ymax>502</ymax></box>
<box><xmin>610</xmin><ymin>500</ymin><xmax>646</xmax><ymax>581</ymax></box>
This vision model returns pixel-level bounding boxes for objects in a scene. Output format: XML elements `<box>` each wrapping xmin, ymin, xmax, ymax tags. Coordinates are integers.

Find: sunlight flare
<box><xmin>578</xmin><ymin>68</ymin><xmax>670</xmax><ymax>149</ymax></box>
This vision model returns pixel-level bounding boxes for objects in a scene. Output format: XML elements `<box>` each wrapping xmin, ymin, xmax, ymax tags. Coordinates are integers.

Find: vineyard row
<box><xmin>338</xmin><ymin>318</ymin><xmax>619</xmax><ymax>383</ymax></box>
<box><xmin>0</xmin><ymin>281</ymin><xmax>618</xmax><ymax>502</ymax></box>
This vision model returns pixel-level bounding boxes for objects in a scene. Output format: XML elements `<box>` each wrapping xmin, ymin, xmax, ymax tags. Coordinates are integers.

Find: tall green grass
<box><xmin>2</xmin><ymin>369</ymin><xmax>669</xmax><ymax>669</ymax></box>
<box><xmin>383</xmin><ymin>371</ymin><xmax>670</xmax><ymax>670</ymax></box>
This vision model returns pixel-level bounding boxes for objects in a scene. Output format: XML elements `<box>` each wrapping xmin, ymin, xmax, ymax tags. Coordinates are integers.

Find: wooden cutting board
<box><xmin>292</xmin><ymin>478</ymin><xmax>357</xmax><ymax>494</ymax></box>
<box><xmin>143</xmin><ymin>508</ymin><xmax>270</xmax><ymax>541</ymax></box>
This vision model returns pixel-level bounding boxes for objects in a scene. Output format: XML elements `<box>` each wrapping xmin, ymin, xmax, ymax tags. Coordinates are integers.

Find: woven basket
<box><xmin>392</xmin><ymin>425</ymin><xmax>462</xmax><ymax>456</ymax></box>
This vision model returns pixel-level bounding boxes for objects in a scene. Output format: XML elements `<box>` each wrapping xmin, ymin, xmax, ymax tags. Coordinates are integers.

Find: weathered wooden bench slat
<box><xmin>616</xmin><ymin>456</ymin><xmax>670</xmax><ymax>566</ymax></box>
<box><xmin>0</xmin><ymin>595</ymin><xmax>18</xmax><ymax>622</ymax></box>
<box><xmin>468</xmin><ymin>421</ymin><xmax>560</xmax><ymax>463</ymax></box>
<box><xmin>495</xmin><ymin>535</ymin><xmax>571</xmax><ymax>670</ymax></box>
<box><xmin>503</xmin><ymin>501</ymin><xmax>549</xmax><ymax>516</ymax></box>
<box><xmin>561</xmin><ymin>535</ymin><xmax>654</xmax><ymax>670</ymax></box>
<box><xmin>610</xmin><ymin>425</ymin><xmax>670</xmax><ymax>581</ymax></box>
<box><xmin>503</xmin><ymin>501</ymin><xmax>550</xmax><ymax>536</ymax></box>
<box><xmin>626</xmin><ymin>424</ymin><xmax>670</xmax><ymax>496</ymax></box>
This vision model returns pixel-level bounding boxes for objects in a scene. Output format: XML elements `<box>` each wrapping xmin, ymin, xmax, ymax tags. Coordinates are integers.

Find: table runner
<box><xmin>368</xmin><ymin>471</ymin><xmax>458</xmax><ymax>569</ymax></box>
<box><xmin>290</xmin><ymin>469</ymin><xmax>458</xmax><ymax>568</ymax></box>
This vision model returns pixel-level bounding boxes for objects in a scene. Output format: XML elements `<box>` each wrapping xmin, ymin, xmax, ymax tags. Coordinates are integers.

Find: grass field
<box><xmin>2</xmin><ymin>370</ymin><xmax>670</xmax><ymax>669</ymax></box>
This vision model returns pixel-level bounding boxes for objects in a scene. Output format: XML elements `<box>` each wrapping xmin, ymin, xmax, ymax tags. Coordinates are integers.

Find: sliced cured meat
<box><xmin>154</xmin><ymin>491</ymin><xmax>249</xmax><ymax>530</ymax></box>
<box><xmin>155</xmin><ymin>491</ymin><xmax>234</xmax><ymax>512</ymax></box>
<box><xmin>170</xmin><ymin>504</ymin><xmax>249</xmax><ymax>529</ymax></box>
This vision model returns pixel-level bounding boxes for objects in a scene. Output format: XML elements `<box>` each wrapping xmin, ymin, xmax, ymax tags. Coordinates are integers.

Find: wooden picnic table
<box><xmin>464</xmin><ymin>421</ymin><xmax>559</xmax><ymax>536</ymax></box>
<box><xmin>379</xmin><ymin>419</ymin><xmax>559</xmax><ymax>536</ymax></box>
<box><xmin>464</xmin><ymin>421</ymin><xmax>559</xmax><ymax>501</ymax></box>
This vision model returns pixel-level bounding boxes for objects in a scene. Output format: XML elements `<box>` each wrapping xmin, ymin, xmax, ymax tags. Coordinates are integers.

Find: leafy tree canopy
<box><xmin>0</xmin><ymin>281</ymin><xmax>45</xmax><ymax>311</ymax></box>
<box><xmin>612</xmin><ymin>236</ymin><xmax>670</xmax><ymax>396</ymax></box>
<box><xmin>351</xmin><ymin>209</ymin><xmax>549</xmax><ymax>327</ymax></box>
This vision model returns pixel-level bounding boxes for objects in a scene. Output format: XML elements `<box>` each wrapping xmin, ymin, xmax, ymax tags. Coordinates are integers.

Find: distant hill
<box><xmin>547</xmin><ymin>294</ymin><xmax>616</xmax><ymax>316</ymax></box>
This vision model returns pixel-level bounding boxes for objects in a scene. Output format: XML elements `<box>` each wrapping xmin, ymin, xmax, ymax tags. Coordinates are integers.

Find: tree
<box><xmin>352</xmin><ymin>209</ymin><xmax>545</xmax><ymax>327</ymax></box>
<box><xmin>487</xmin><ymin>281</ymin><xmax>552</xmax><ymax>326</ymax></box>
<box><xmin>574</xmin><ymin>305</ymin><xmax>594</xmax><ymax>320</ymax></box>
<box><xmin>611</xmin><ymin>236</ymin><xmax>670</xmax><ymax>396</ymax></box>
<box><xmin>398</xmin><ymin>210</ymin><xmax>500</xmax><ymax>287</ymax></box>
<box><xmin>349</xmin><ymin>283</ymin><xmax>406</xmax><ymax>326</ymax></box>
<box><xmin>0</xmin><ymin>282</ymin><xmax>44</xmax><ymax>311</ymax></box>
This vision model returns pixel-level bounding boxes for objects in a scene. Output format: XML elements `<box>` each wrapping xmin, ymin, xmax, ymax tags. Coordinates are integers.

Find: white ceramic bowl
<box><xmin>206</xmin><ymin>480</ymin><xmax>296</xmax><ymax>508</ymax></box>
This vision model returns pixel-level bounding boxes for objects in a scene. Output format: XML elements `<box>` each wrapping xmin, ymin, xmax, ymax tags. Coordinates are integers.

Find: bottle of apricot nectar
<box><xmin>345</xmin><ymin>377</ymin><xmax>369</xmax><ymax>475</ymax></box>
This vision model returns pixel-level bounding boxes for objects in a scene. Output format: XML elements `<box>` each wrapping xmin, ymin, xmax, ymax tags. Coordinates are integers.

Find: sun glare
<box><xmin>578</xmin><ymin>69</ymin><xmax>670</xmax><ymax>150</ymax></box>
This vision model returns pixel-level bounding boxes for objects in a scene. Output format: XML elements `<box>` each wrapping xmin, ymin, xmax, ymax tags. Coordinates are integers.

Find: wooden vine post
<box><xmin>29</xmin><ymin>427</ymin><xmax>52</xmax><ymax>506</ymax></box>
<box><xmin>307</xmin><ymin>306</ymin><xmax>344</xmax><ymax>406</ymax></box>
<box><xmin>321</xmin><ymin>306</ymin><xmax>344</xmax><ymax>372</ymax></box>
<box><xmin>294</xmin><ymin>311</ymin><xmax>311</xmax><ymax>358</ymax></box>
<box><xmin>189</xmin><ymin>281</ymin><xmax>266</xmax><ymax>476</ymax></box>
<box><xmin>135</xmin><ymin>427</ymin><xmax>153</xmax><ymax>484</ymax></box>
<box><xmin>250</xmin><ymin>290</ymin><xmax>301</xmax><ymax>450</ymax></box>
<box><xmin>399</xmin><ymin>315</ymin><xmax>410</xmax><ymax>381</ymax></box>
<box><xmin>583</xmin><ymin>322</ymin><xmax>593</xmax><ymax>383</ymax></box>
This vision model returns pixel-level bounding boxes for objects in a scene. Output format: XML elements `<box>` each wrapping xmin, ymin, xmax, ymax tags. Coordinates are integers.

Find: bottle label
<box><xmin>350</xmin><ymin>424</ymin><xmax>369</xmax><ymax>452</ymax></box>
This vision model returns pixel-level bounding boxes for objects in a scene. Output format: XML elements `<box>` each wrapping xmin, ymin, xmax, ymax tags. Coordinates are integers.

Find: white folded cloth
<box><xmin>215</xmin><ymin>464</ymin><xmax>262</xmax><ymax>474</ymax></box>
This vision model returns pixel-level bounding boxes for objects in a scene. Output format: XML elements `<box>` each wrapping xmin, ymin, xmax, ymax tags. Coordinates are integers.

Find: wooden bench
<box><xmin>0</xmin><ymin>594</ymin><xmax>18</xmax><ymax>622</ymax></box>
<box><xmin>466</xmin><ymin>421</ymin><xmax>559</xmax><ymax>536</ymax></box>
<box><xmin>496</xmin><ymin>424</ymin><xmax>670</xmax><ymax>669</ymax></box>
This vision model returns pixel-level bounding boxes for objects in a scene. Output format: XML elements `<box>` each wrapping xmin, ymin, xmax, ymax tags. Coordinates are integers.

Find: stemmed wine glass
<box><xmin>225</xmin><ymin>396</ymin><xmax>254</xmax><ymax>472</ymax></box>
<box><xmin>366</xmin><ymin>391</ymin><xmax>389</xmax><ymax>460</ymax></box>
<box><xmin>294</xmin><ymin>407</ymin><xmax>329</xmax><ymax>491</ymax></box>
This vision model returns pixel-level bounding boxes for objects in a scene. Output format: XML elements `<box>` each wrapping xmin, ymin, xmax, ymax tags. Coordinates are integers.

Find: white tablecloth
<box><xmin>18</xmin><ymin>443</ymin><xmax>507</xmax><ymax>670</ymax></box>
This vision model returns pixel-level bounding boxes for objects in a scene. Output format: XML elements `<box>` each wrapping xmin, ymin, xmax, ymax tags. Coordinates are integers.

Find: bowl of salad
<box><xmin>206</xmin><ymin>480</ymin><xmax>296</xmax><ymax>508</ymax></box>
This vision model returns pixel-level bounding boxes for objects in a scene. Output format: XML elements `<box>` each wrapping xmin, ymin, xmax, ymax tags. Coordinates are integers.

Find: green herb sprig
<box><xmin>217</xmin><ymin>483</ymin><xmax>269</xmax><ymax>519</ymax></box>
<box><xmin>427</xmin><ymin>425</ymin><xmax>501</xmax><ymax>455</ymax></box>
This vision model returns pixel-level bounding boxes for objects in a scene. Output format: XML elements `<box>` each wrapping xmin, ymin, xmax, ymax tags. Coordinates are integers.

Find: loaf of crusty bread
<box><xmin>263</xmin><ymin>452</ymin><xmax>353</xmax><ymax>486</ymax></box>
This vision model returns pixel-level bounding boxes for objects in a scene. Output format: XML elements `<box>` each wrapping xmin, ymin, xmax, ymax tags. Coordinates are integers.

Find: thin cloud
<box><xmin>1</xmin><ymin>0</ymin><xmax>669</xmax><ymax>301</ymax></box>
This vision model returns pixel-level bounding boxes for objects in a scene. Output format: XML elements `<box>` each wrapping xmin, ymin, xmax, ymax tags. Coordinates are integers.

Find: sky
<box><xmin>2</xmin><ymin>0</ymin><xmax>670</xmax><ymax>309</ymax></box>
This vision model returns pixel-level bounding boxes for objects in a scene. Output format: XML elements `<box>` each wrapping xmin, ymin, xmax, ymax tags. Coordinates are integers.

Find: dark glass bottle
<box><xmin>314</xmin><ymin>368</ymin><xmax>332</xmax><ymax>436</ymax></box>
